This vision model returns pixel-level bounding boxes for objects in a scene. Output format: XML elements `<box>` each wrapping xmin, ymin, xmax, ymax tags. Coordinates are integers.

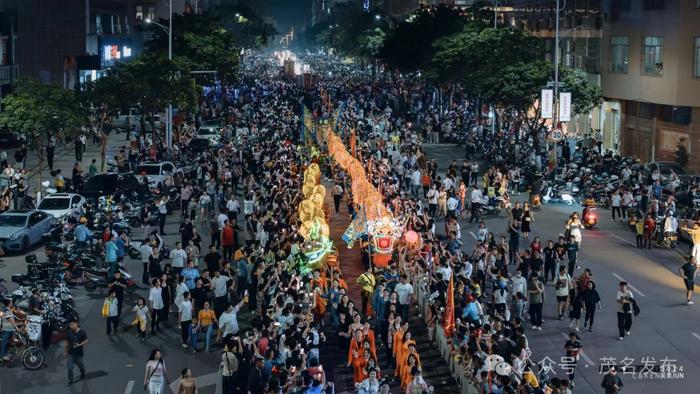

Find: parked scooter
<box><xmin>83</xmin><ymin>267</ymin><xmax>137</xmax><ymax>293</ymax></box>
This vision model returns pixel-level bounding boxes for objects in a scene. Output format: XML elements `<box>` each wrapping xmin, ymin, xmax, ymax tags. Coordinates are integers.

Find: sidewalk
<box><xmin>9</xmin><ymin>133</ymin><xmax>132</xmax><ymax>195</ymax></box>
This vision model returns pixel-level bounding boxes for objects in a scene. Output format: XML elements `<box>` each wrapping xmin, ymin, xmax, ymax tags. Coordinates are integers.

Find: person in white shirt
<box><xmin>178</xmin><ymin>292</ymin><xmax>194</xmax><ymax>348</ymax></box>
<box><xmin>461</xmin><ymin>258</ymin><xmax>473</xmax><ymax>279</ymax></box>
<box><xmin>217</xmin><ymin>212</ymin><xmax>229</xmax><ymax>231</ymax></box>
<box><xmin>426</xmin><ymin>185</ymin><xmax>438</xmax><ymax>217</ymax></box>
<box><xmin>410</xmin><ymin>168</ymin><xmax>422</xmax><ymax>198</ymax></box>
<box><xmin>442</xmin><ymin>176</ymin><xmax>454</xmax><ymax>192</ymax></box>
<box><xmin>169</xmin><ymin>242</ymin><xmax>188</xmax><ymax>276</ymax></box>
<box><xmin>148</xmin><ymin>278</ymin><xmax>164</xmax><ymax>334</ymax></box>
<box><xmin>139</xmin><ymin>240</ymin><xmax>154</xmax><ymax>285</ymax></box>
<box><xmin>157</xmin><ymin>197</ymin><xmax>168</xmax><ymax>235</ymax></box>
<box><xmin>621</xmin><ymin>191</ymin><xmax>633</xmax><ymax>219</ymax></box>
<box><xmin>211</xmin><ymin>270</ymin><xmax>231</xmax><ymax>316</ymax></box>
<box><xmin>510</xmin><ymin>270</ymin><xmax>527</xmax><ymax>300</ymax></box>
<box><xmin>217</xmin><ymin>300</ymin><xmax>244</xmax><ymax>342</ymax></box>
<box><xmin>469</xmin><ymin>186</ymin><xmax>483</xmax><ymax>223</ymax></box>
<box><xmin>226</xmin><ymin>198</ymin><xmax>240</xmax><ymax>219</ymax></box>
<box><xmin>611</xmin><ymin>191</ymin><xmax>622</xmax><ymax>221</ymax></box>
<box><xmin>663</xmin><ymin>211</ymin><xmax>678</xmax><ymax>243</ymax></box>
<box><xmin>446</xmin><ymin>194</ymin><xmax>459</xmax><ymax>218</ymax></box>
<box><xmin>394</xmin><ymin>275</ymin><xmax>414</xmax><ymax>321</ymax></box>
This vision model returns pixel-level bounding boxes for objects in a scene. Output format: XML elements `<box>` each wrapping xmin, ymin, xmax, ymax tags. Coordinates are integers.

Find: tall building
<box><xmin>0</xmin><ymin>9</ymin><xmax>18</xmax><ymax>99</ymax></box>
<box><xmin>499</xmin><ymin>1</ymin><xmax>604</xmax><ymax>137</ymax></box>
<box><xmin>383</xmin><ymin>0</ymin><xmax>419</xmax><ymax>18</ymax></box>
<box><xmin>600</xmin><ymin>0</ymin><xmax>700</xmax><ymax>170</ymax></box>
<box><xmin>0</xmin><ymin>0</ymin><xmax>147</xmax><ymax>90</ymax></box>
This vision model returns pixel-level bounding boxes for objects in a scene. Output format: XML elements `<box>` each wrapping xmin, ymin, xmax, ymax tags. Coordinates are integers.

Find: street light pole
<box><xmin>493</xmin><ymin>0</ymin><xmax>497</xmax><ymax>28</ymax></box>
<box><xmin>552</xmin><ymin>0</ymin><xmax>562</xmax><ymax>170</ymax></box>
<box><xmin>147</xmin><ymin>2</ymin><xmax>173</xmax><ymax>154</ymax></box>
<box><xmin>491</xmin><ymin>0</ymin><xmax>497</xmax><ymax>136</ymax></box>
<box><xmin>167</xmin><ymin>0</ymin><xmax>173</xmax><ymax>153</ymax></box>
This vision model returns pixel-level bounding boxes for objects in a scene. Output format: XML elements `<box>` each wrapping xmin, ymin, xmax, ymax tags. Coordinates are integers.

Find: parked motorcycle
<box><xmin>83</xmin><ymin>267</ymin><xmax>137</xmax><ymax>293</ymax></box>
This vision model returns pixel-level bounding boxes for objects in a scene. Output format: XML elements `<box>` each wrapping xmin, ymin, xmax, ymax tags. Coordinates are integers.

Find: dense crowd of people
<box><xmin>3</xmin><ymin>50</ymin><xmax>700</xmax><ymax>394</ymax></box>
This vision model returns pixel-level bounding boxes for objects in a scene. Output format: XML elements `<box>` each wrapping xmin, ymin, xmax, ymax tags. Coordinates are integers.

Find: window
<box><xmin>96</xmin><ymin>15</ymin><xmax>103</xmax><ymax>34</ymax></box>
<box><xmin>614</xmin><ymin>0</ymin><xmax>631</xmax><ymax>11</ymax></box>
<box><xmin>642</xmin><ymin>36</ymin><xmax>663</xmax><ymax>75</ymax></box>
<box><xmin>114</xmin><ymin>15</ymin><xmax>122</xmax><ymax>34</ymax></box>
<box><xmin>586</xmin><ymin>38</ymin><xmax>601</xmax><ymax>74</ymax></box>
<box><xmin>610</xmin><ymin>36</ymin><xmax>629</xmax><ymax>73</ymax></box>
<box><xmin>124</xmin><ymin>16</ymin><xmax>130</xmax><ymax>34</ymax></box>
<box><xmin>147</xmin><ymin>5</ymin><xmax>156</xmax><ymax>20</ymax></box>
<box><xmin>638</xmin><ymin>102</ymin><xmax>654</xmax><ymax>119</ymax></box>
<box><xmin>659</xmin><ymin>105</ymin><xmax>692</xmax><ymax>125</ymax></box>
<box><xmin>643</xmin><ymin>0</ymin><xmax>665</xmax><ymax>10</ymax></box>
<box><xmin>695</xmin><ymin>37</ymin><xmax>700</xmax><ymax>78</ymax></box>
<box><xmin>136</xmin><ymin>5</ymin><xmax>143</xmax><ymax>20</ymax></box>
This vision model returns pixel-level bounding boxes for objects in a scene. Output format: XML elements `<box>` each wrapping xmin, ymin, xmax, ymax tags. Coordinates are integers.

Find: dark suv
<box><xmin>82</xmin><ymin>173</ymin><xmax>141</xmax><ymax>200</ymax></box>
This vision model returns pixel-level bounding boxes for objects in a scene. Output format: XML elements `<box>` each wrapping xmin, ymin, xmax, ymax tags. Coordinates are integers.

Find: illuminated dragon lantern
<box><xmin>326</xmin><ymin>129</ymin><xmax>402</xmax><ymax>267</ymax></box>
<box><xmin>297</xmin><ymin>163</ymin><xmax>333</xmax><ymax>270</ymax></box>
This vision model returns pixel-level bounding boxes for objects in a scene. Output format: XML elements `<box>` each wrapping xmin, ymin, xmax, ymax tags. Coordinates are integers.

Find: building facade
<box><xmin>0</xmin><ymin>0</ymin><xmax>148</xmax><ymax>90</ymax></box>
<box><xmin>0</xmin><ymin>9</ymin><xmax>19</xmax><ymax>100</ymax></box>
<box><xmin>500</xmin><ymin>0</ymin><xmax>604</xmax><ymax>138</ymax></box>
<box><xmin>600</xmin><ymin>0</ymin><xmax>700</xmax><ymax>170</ymax></box>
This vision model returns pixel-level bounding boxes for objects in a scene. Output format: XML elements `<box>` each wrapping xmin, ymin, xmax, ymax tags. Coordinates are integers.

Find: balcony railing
<box><xmin>0</xmin><ymin>65</ymin><xmax>19</xmax><ymax>85</ymax></box>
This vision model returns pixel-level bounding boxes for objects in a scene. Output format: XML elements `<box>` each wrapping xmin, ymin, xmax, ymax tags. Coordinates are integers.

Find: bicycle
<box><xmin>0</xmin><ymin>316</ymin><xmax>45</xmax><ymax>370</ymax></box>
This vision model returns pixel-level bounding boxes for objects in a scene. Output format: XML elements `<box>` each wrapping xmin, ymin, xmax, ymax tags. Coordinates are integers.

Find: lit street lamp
<box><xmin>144</xmin><ymin>0</ymin><xmax>173</xmax><ymax>153</ymax></box>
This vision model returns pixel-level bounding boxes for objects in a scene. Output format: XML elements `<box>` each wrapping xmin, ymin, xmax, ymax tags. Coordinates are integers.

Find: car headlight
<box><xmin>8</xmin><ymin>232</ymin><xmax>21</xmax><ymax>241</ymax></box>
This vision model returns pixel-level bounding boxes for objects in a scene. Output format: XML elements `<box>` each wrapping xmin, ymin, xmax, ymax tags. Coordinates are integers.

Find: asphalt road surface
<box><xmin>1</xmin><ymin>144</ymin><xmax>699</xmax><ymax>393</ymax></box>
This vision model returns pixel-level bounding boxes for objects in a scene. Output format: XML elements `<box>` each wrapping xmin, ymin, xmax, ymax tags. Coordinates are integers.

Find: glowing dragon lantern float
<box><xmin>326</xmin><ymin>129</ymin><xmax>402</xmax><ymax>268</ymax></box>
<box><xmin>297</xmin><ymin>163</ymin><xmax>333</xmax><ymax>271</ymax></box>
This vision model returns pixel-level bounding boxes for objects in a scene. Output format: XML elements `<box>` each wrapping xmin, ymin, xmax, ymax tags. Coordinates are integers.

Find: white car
<box><xmin>36</xmin><ymin>193</ymin><xmax>86</xmax><ymax>219</ymax></box>
<box><xmin>135</xmin><ymin>161</ymin><xmax>183</xmax><ymax>189</ymax></box>
<box><xmin>197</xmin><ymin>121</ymin><xmax>222</xmax><ymax>142</ymax></box>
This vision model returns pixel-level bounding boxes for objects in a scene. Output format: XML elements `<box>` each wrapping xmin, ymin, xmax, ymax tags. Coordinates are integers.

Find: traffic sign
<box><xmin>551</xmin><ymin>129</ymin><xmax>564</xmax><ymax>142</ymax></box>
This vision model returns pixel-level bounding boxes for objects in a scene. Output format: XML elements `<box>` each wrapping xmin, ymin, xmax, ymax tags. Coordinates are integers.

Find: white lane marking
<box><xmin>469</xmin><ymin>231</ymin><xmax>477</xmax><ymax>239</ymax></box>
<box><xmin>692</xmin><ymin>332</ymin><xmax>700</xmax><ymax>341</ymax></box>
<box><xmin>560</xmin><ymin>333</ymin><xmax>595</xmax><ymax>367</ymax></box>
<box><xmin>124</xmin><ymin>380</ymin><xmax>135</xmax><ymax>394</ymax></box>
<box><xmin>609</xmin><ymin>233</ymin><xmax>636</xmax><ymax>247</ymax></box>
<box><xmin>612</xmin><ymin>273</ymin><xmax>646</xmax><ymax>297</ymax></box>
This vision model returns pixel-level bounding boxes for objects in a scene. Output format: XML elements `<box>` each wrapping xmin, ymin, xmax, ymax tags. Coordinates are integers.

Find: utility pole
<box><xmin>552</xmin><ymin>0</ymin><xmax>562</xmax><ymax>170</ymax></box>
<box><xmin>167</xmin><ymin>0</ymin><xmax>173</xmax><ymax>153</ymax></box>
<box><xmin>491</xmin><ymin>0</ymin><xmax>498</xmax><ymax>136</ymax></box>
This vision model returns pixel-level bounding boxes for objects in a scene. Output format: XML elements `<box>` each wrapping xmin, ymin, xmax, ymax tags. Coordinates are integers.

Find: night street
<box><xmin>2</xmin><ymin>1</ymin><xmax>700</xmax><ymax>394</ymax></box>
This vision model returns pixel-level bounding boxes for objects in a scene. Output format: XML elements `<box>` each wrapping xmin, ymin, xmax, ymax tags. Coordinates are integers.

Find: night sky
<box><xmin>244</xmin><ymin>0</ymin><xmax>312</xmax><ymax>34</ymax></box>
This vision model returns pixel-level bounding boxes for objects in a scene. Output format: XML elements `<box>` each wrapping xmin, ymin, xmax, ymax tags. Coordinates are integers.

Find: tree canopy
<box><xmin>144</xmin><ymin>13</ymin><xmax>240</xmax><ymax>84</ymax></box>
<box><xmin>0</xmin><ymin>77</ymin><xmax>84</xmax><ymax>142</ymax></box>
<box><xmin>379</xmin><ymin>5</ymin><xmax>471</xmax><ymax>72</ymax></box>
<box><xmin>82</xmin><ymin>52</ymin><xmax>197</xmax><ymax>117</ymax></box>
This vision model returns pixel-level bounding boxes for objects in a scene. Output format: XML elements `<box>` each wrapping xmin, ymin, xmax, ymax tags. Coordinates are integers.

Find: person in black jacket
<box><xmin>582</xmin><ymin>280</ymin><xmax>601</xmax><ymax>332</ymax></box>
<box><xmin>600</xmin><ymin>366</ymin><xmax>623</xmax><ymax>393</ymax></box>
<box><xmin>246</xmin><ymin>356</ymin><xmax>265</xmax><ymax>394</ymax></box>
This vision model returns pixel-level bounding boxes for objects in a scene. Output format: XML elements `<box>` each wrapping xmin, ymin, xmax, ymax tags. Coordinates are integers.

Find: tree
<box><xmin>0</xmin><ymin>77</ymin><xmax>85</xmax><ymax>184</ymax></box>
<box><xmin>144</xmin><ymin>13</ymin><xmax>240</xmax><ymax>84</ymax></box>
<box><xmin>379</xmin><ymin>4</ymin><xmax>469</xmax><ymax>72</ymax></box>
<box><xmin>430</xmin><ymin>27</ymin><xmax>541</xmax><ymax>93</ymax></box>
<box><xmin>481</xmin><ymin>62</ymin><xmax>601</xmax><ymax>152</ymax></box>
<box><xmin>82</xmin><ymin>53</ymin><xmax>196</xmax><ymax>169</ymax></box>
<box><xmin>358</xmin><ymin>27</ymin><xmax>386</xmax><ymax>59</ymax></box>
<box><xmin>212</xmin><ymin>3</ymin><xmax>278</xmax><ymax>48</ymax></box>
